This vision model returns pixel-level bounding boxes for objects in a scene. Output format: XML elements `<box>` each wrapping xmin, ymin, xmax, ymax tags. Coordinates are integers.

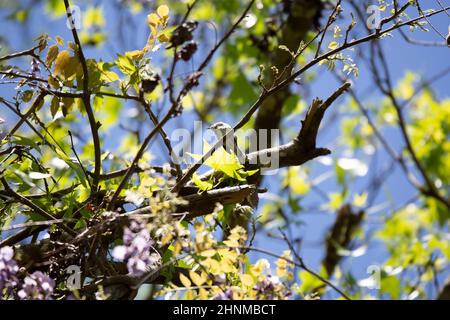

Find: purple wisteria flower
<box><xmin>254</xmin><ymin>275</ymin><xmax>279</xmax><ymax>292</ymax></box>
<box><xmin>113</xmin><ymin>220</ymin><xmax>159</xmax><ymax>277</ymax></box>
<box><xmin>213</xmin><ymin>289</ymin><xmax>233</xmax><ymax>300</ymax></box>
<box><xmin>0</xmin><ymin>246</ymin><xmax>19</xmax><ymax>297</ymax></box>
<box><xmin>253</xmin><ymin>275</ymin><xmax>291</xmax><ymax>299</ymax></box>
<box><xmin>17</xmin><ymin>271</ymin><xmax>55</xmax><ymax>300</ymax></box>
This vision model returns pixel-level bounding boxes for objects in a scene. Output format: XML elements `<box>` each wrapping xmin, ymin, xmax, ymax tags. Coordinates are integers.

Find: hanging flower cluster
<box><xmin>1</xmin><ymin>246</ymin><xmax>55</xmax><ymax>300</ymax></box>
<box><xmin>17</xmin><ymin>271</ymin><xmax>55</xmax><ymax>300</ymax></box>
<box><xmin>0</xmin><ymin>246</ymin><xmax>19</xmax><ymax>297</ymax></box>
<box><xmin>113</xmin><ymin>219</ymin><xmax>160</xmax><ymax>277</ymax></box>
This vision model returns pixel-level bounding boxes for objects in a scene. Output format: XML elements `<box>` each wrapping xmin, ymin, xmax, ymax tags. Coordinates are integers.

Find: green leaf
<box><xmin>299</xmin><ymin>267</ymin><xmax>328</xmax><ymax>294</ymax></box>
<box><xmin>46</xmin><ymin>44</ymin><xmax>59</xmax><ymax>67</ymax></box>
<box><xmin>192</xmin><ymin>172</ymin><xmax>213</xmax><ymax>191</ymax></box>
<box><xmin>229</xmin><ymin>72</ymin><xmax>257</xmax><ymax>115</ymax></box>
<box><xmin>50</xmin><ymin>97</ymin><xmax>61</xmax><ymax>118</ymax></box>
<box><xmin>54</xmin><ymin>50</ymin><xmax>80</xmax><ymax>80</ymax></box>
<box><xmin>352</xmin><ymin>192</ymin><xmax>368</xmax><ymax>208</ymax></box>
<box><xmin>328</xmin><ymin>41</ymin><xmax>339</xmax><ymax>50</ymax></box>
<box><xmin>115</xmin><ymin>54</ymin><xmax>136</xmax><ymax>75</ymax></box>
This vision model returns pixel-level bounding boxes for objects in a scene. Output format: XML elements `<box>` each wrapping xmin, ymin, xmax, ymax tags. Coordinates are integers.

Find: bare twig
<box><xmin>68</xmin><ymin>130</ymin><xmax>93</xmax><ymax>190</ymax></box>
<box><xmin>0</xmin><ymin>45</ymin><xmax>40</xmax><ymax>62</ymax></box>
<box><xmin>4</xmin><ymin>92</ymin><xmax>46</xmax><ymax>140</ymax></box>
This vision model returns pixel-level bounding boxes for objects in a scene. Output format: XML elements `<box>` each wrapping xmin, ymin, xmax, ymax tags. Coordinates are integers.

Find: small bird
<box><xmin>209</xmin><ymin>122</ymin><xmax>247</xmax><ymax>164</ymax></box>
<box><xmin>210</xmin><ymin>122</ymin><xmax>259</xmax><ymax>213</ymax></box>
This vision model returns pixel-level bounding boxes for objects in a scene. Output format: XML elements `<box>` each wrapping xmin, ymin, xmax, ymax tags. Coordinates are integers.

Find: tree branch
<box><xmin>186</xmin><ymin>83</ymin><xmax>351</xmax><ymax>185</ymax></box>
<box><xmin>63</xmin><ymin>0</ymin><xmax>102</xmax><ymax>195</ymax></box>
<box><xmin>0</xmin><ymin>177</ymin><xmax>76</xmax><ymax>237</ymax></box>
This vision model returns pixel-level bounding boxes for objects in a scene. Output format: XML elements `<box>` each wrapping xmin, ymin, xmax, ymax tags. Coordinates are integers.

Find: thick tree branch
<box><xmin>189</xmin><ymin>82</ymin><xmax>350</xmax><ymax>185</ymax></box>
<box><xmin>238</xmin><ymin>82</ymin><xmax>348</xmax><ymax>215</ymax></box>
<box><xmin>125</xmin><ymin>184</ymin><xmax>258</xmax><ymax>220</ymax></box>
<box><xmin>322</xmin><ymin>204</ymin><xmax>365</xmax><ymax>277</ymax></box>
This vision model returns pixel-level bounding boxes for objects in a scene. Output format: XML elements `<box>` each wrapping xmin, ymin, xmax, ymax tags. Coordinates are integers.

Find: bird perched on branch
<box><xmin>209</xmin><ymin>122</ymin><xmax>258</xmax><ymax>223</ymax></box>
<box><xmin>209</xmin><ymin>121</ymin><xmax>247</xmax><ymax>164</ymax></box>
